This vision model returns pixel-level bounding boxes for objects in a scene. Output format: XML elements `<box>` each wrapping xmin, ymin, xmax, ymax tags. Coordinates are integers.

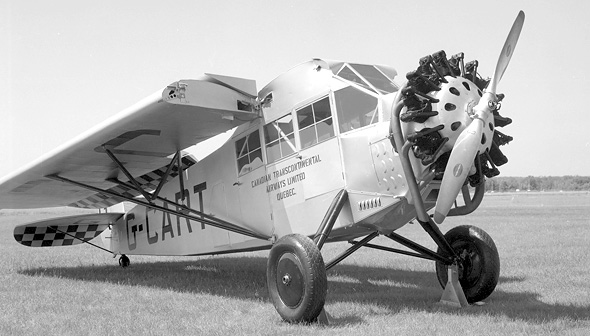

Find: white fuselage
<box><xmin>110</xmin><ymin>59</ymin><xmax>435</xmax><ymax>256</ymax></box>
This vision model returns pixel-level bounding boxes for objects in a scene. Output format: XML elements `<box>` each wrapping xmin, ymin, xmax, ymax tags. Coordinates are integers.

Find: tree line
<box><xmin>485</xmin><ymin>176</ymin><xmax>590</xmax><ymax>192</ymax></box>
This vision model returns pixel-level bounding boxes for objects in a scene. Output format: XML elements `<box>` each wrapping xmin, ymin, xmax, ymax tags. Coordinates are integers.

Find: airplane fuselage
<box><xmin>110</xmin><ymin>59</ymin><xmax>437</xmax><ymax>256</ymax></box>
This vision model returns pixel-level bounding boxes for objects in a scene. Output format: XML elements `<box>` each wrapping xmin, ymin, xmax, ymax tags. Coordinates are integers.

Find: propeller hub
<box><xmin>466</xmin><ymin>99</ymin><xmax>477</xmax><ymax>116</ymax></box>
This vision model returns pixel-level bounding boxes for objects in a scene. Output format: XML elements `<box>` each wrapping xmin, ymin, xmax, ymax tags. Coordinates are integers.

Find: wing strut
<box><xmin>151</xmin><ymin>151</ymin><xmax>180</xmax><ymax>201</ymax></box>
<box><xmin>103</xmin><ymin>147</ymin><xmax>190</xmax><ymax>205</ymax></box>
<box><xmin>103</xmin><ymin>146</ymin><xmax>155</xmax><ymax>203</ymax></box>
<box><xmin>46</xmin><ymin>174</ymin><xmax>271</xmax><ymax>241</ymax></box>
<box><xmin>108</xmin><ymin>177</ymin><xmax>252</xmax><ymax>236</ymax></box>
<box><xmin>177</xmin><ymin>152</ymin><xmax>186</xmax><ymax>201</ymax></box>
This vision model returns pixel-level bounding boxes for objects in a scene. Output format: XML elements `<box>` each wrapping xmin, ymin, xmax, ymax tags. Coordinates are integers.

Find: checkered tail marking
<box><xmin>14</xmin><ymin>224</ymin><xmax>109</xmax><ymax>247</ymax></box>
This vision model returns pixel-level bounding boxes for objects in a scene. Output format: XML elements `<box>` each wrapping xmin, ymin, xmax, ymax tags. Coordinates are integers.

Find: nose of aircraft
<box><xmin>396</xmin><ymin>11</ymin><xmax>525</xmax><ymax>224</ymax></box>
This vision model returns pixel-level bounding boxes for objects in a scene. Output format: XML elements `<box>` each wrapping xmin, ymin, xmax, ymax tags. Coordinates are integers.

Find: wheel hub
<box><xmin>455</xmin><ymin>242</ymin><xmax>482</xmax><ymax>288</ymax></box>
<box><xmin>282</xmin><ymin>274</ymin><xmax>292</xmax><ymax>286</ymax></box>
<box><xmin>276</xmin><ymin>254</ymin><xmax>305</xmax><ymax>308</ymax></box>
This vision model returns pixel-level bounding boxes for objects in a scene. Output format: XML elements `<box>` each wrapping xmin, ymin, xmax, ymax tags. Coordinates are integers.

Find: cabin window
<box><xmin>296</xmin><ymin>97</ymin><xmax>334</xmax><ymax>149</ymax></box>
<box><xmin>334</xmin><ymin>86</ymin><xmax>379</xmax><ymax>133</ymax></box>
<box><xmin>235</xmin><ymin>130</ymin><xmax>263</xmax><ymax>176</ymax></box>
<box><xmin>264</xmin><ymin>115</ymin><xmax>296</xmax><ymax>163</ymax></box>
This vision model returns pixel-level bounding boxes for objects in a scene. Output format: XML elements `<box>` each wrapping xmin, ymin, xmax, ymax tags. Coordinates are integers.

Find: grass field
<box><xmin>1</xmin><ymin>192</ymin><xmax>589</xmax><ymax>335</ymax></box>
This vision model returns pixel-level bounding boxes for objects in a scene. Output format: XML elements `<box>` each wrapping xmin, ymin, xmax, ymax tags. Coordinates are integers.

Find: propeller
<box><xmin>433</xmin><ymin>11</ymin><xmax>525</xmax><ymax>224</ymax></box>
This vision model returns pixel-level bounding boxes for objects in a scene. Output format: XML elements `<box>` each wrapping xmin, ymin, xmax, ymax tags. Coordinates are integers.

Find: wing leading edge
<box><xmin>0</xmin><ymin>74</ymin><xmax>259</xmax><ymax>209</ymax></box>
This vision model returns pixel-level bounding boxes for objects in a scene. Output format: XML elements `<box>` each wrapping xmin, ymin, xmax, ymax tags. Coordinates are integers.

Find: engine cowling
<box><xmin>400</xmin><ymin>51</ymin><xmax>512</xmax><ymax>185</ymax></box>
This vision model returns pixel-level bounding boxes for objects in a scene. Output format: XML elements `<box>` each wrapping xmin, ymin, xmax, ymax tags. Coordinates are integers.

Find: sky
<box><xmin>1</xmin><ymin>0</ymin><xmax>589</xmax><ymax>178</ymax></box>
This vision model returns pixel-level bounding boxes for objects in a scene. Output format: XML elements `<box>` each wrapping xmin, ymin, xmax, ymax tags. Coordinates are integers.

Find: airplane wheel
<box><xmin>435</xmin><ymin>225</ymin><xmax>499</xmax><ymax>303</ymax></box>
<box><xmin>119</xmin><ymin>254</ymin><xmax>130</xmax><ymax>267</ymax></box>
<box><xmin>267</xmin><ymin>234</ymin><xmax>327</xmax><ymax>323</ymax></box>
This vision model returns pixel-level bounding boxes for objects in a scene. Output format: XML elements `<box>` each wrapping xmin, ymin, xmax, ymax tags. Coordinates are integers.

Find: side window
<box><xmin>296</xmin><ymin>97</ymin><xmax>334</xmax><ymax>149</ymax></box>
<box><xmin>235</xmin><ymin>130</ymin><xmax>263</xmax><ymax>176</ymax></box>
<box><xmin>334</xmin><ymin>86</ymin><xmax>379</xmax><ymax>133</ymax></box>
<box><xmin>264</xmin><ymin>115</ymin><xmax>296</xmax><ymax>163</ymax></box>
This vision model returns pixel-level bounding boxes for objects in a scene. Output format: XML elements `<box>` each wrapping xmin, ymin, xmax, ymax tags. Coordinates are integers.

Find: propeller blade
<box><xmin>433</xmin><ymin>11</ymin><xmax>525</xmax><ymax>224</ymax></box>
<box><xmin>433</xmin><ymin>118</ymin><xmax>484</xmax><ymax>224</ymax></box>
<box><xmin>488</xmin><ymin>10</ymin><xmax>525</xmax><ymax>94</ymax></box>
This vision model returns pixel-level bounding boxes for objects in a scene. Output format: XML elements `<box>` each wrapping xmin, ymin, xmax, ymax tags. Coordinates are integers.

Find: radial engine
<box><xmin>400</xmin><ymin>50</ymin><xmax>513</xmax><ymax>187</ymax></box>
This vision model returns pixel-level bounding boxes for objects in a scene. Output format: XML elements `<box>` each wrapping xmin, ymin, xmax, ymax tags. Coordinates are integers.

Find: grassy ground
<box><xmin>1</xmin><ymin>192</ymin><xmax>589</xmax><ymax>335</ymax></box>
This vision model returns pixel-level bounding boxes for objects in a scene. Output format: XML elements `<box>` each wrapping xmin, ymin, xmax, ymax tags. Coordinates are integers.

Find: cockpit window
<box><xmin>296</xmin><ymin>97</ymin><xmax>334</xmax><ymax>149</ymax></box>
<box><xmin>336</xmin><ymin>65</ymin><xmax>377</xmax><ymax>94</ymax></box>
<box><xmin>334</xmin><ymin>86</ymin><xmax>379</xmax><ymax>133</ymax></box>
<box><xmin>235</xmin><ymin>130</ymin><xmax>263</xmax><ymax>176</ymax></box>
<box><xmin>349</xmin><ymin>63</ymin><xmax>398</xmax><ymax>94</ymax></box>
<box><xmin>264</xmin><ymin>115</ymin><xmax>296</xmax><ymax>163</ymax></box>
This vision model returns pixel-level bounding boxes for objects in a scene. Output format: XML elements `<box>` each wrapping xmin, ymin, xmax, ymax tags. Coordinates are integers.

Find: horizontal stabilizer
<box><xmin>13</xmin><ymin>213</ymin><xmax>124</xmax><ymax>247</ymax></box>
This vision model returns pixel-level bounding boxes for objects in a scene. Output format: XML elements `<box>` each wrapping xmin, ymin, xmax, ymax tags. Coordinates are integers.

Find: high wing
<box><xmin>0</xmin><ymin>74</ymin><xmax>259</xmax><ymax>209</ymax></box>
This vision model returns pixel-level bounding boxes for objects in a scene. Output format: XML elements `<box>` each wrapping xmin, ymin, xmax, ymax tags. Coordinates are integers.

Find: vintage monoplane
<box><xmin>0</xmin><ymin>12</ymin><xmax>524</xmax><ymax>323</ymax></box>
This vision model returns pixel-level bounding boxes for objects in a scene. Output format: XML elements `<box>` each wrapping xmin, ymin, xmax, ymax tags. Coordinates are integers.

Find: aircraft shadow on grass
<box><xmin>20</xmin><ymin>257</ymin><xmax>589</xmax><ymax>326</ymax></box>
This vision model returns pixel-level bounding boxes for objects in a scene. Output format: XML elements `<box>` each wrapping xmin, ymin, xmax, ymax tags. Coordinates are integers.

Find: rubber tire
<box><xmin>119</xmin><ymin>254</ymin><xmax>130</xmax><ymax>267</ymax></box>
<box><xmin>435</xmin><ymin>225</ymin><xmax>500</xmax><ymax>303</ymax></box>
<box><xmin>267</xmin><ymin>234</ymin><xmax>327</xmax><ymax>323</ymax></box>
